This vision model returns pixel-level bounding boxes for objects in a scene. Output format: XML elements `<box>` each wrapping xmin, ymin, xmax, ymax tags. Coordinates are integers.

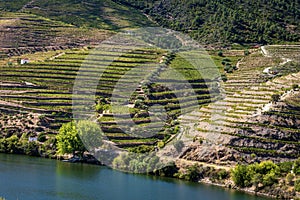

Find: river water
<box><xmin>0</xmin><ymin>154</ymin><xmax>271</xmax><ymax>200</ymax></box>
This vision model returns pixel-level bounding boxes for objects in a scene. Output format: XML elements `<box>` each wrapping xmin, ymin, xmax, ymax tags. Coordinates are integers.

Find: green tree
<box><xmin>271</xmin><ymin>94</ymin><xmax>280</xmax><ymax>102</ymax></box>
<box><xmin>6</xmin><ymin>135</ymin><xmax>22</xmax><ymax>154</ymax></box>
<box><xmin>184</xmin><ymin>165</ymin><xmax>202</xmax><ymax>181</ymax></box>
<box><xmin>231</xmin><ymin>164</ymin><xmax>251</xmax><ymax>187</ymax></box>
<box><xmin>262</xmin><ymin>171</ymin><xmax>277</xmax><ymax>186</ymax></box>
<box><xmin>76</xmin><ymin>120</ymin><xmax>103</xmax><ymax>150</ymax></box>
<box><xmin>218</xmin><ymin>51</ymin><xmax>223</xmax><ymax>57</ymax></box>
<box><xmin>56</xmin><ymin>121</ymin><xmax>86</xmax><ymax>157</ymax></box>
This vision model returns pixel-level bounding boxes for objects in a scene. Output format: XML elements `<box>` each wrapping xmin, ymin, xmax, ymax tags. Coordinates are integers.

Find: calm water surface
<box><xmin>0</xmin><ymin>154</ymin><xmax>272</xmax><ymax>200</ymax></box>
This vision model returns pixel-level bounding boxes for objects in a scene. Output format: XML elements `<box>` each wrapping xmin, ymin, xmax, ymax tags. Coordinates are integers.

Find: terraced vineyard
<box><xmin>0</xmin><ymin>34</ymin><xmax>223</xmax><ymax>152</ymax></box>
<box><xmin>179</xmin><ymin>45</ymin><xmax>300</xmax><ymax>164</ymax></box>
<box><xmin>0</xmin><ymin>12</ymin><xmax>110</xmax><ymax>58</ymax></box>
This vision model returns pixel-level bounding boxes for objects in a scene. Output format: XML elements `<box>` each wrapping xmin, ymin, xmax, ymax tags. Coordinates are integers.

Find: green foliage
<box><xmin>37</xmin><ymin>133</ymin><xmax>47</xmax><ymax>142</ymax></box>
<box><xmin>7</xmin><ymin>62</ymin><xmax>13</xmax><ymax>67</ymax></box>
<box><xmin>231</xmin><ymin>161</ymin><xmax>279</xmax><ymax>188</ymax></box>
<box><xmin>0</xmin><ymin>134</ymin><xmax>40</xmax><ymax>156</ymax></box>
<box><xmin>112</xmin><ymin>152</ymin><xmax>162</xmax><ymax>173</ymax></box>
<box><xmin>278</xmin><ymin>161</ymin><xmax>293</xmax><ymax>173</ymax></box>
<box><xmin>128</xmin><ymin>145</ymin><xmax>154</xmax><ymax>153</ymax></box>
<box><xmin>22</xmin><ymin>0</ymin><xmax>154</xmax><ymax>30</ymax></box>
<box><xmin>294</xmin><ymin>158</ymin><xmax>300</xmax><ymax>175</ymax></box>
<box><xmin>271</xmin><ymin>62</ymin><xmax>300</xmax><ymax>78</ymax></box>
<box><xmin>96</xmin><ymin>103</ymin><xmax>111</xmax><ymax>113</ymax></box>
<box><xmin>224</xmin><ymin>65</ymin><xmax>234</xmax><ymax>73</ymax></box>
<box><xmin>271</xmin><ymin>94</ymin><xmax>280</xmax><ymax>102</ymax></box>
<box><xmin>244</xmin><ymin>49</ymin><xmax>250</xmax><ymax>56</ymax></box>
<box><xmin>172</xmin><ymin>125</ymin><xmax>180</xmax><ymax>134</ymax></box>
<box><xmin>116</xmin><ymin>0</ymin><xmax>300</xmax><ymax>44</ymax></box>
<box><xmin>157</xmin><ymin>141</ymin><xmax>165</xmax><ymax>149</ymax></box>
<box><xmin>184</xmin><ymin>165</ymin><xmax>202</xmax><ymax>181</ymax></box>
<box><xmin>218</xmin><ymin>169</ymin><xmax>229</xmax><ymax>180</ymax></box>
<box><xmin>76</xmin><ymin>120</ymin><xmax>103</xmax><ymax>149</ymax></box>
<box><xmin>56</xmin><ymin>121</ymin><xmax>86</xmax><ymax>156</ymax></box>
<box><xmin>154</xmin><ymin>161</ymin><xmax>179</xmax><ymax>177</ymax></box>
<box><xmin>0</xmin><ymin>0</ymin><xmax>31</xmax><ymax>11</ymax></box>
<box><xmin>0</xmin><ymin>135</ymin><xmax>28</xmax><ymax>154</ymax></box>
<box><xmin>231</xmin><ymin>164</ymin><xmax>250</xmax><ymax>187</ymax></box>
<box><xmin>222</xmin><ymin>58</ymin><xmax>231</xmax><ymax>62</ymax></box>
<box><xmin>221</xmin><ymin>74</ymin><xmax>228</xmax><ymax>82</ymax></box>
<box><xmin>285</xmin><ymin>173</ymin><xmax>294</xmax><ymax>186</ymax></box>
<box><xmin>25</xmin><ymin>141</ymin><xmax>39</xmax><ymax>156</ymax></box>
<box><xmin>295</xmin><ymin>179</ymin><xmax>300</xmax><ymax>192</ymax></box>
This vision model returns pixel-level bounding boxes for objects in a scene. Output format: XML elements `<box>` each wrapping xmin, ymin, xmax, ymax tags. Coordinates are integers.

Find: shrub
<box><xmin>279</xmin><ymin>161</ymin><xmax>293</xmax><ymax>173</ymax></box>
<box><xmin>286</xmin><ymin>173</ymin><xmax>294</xmax><ymax>186</ymax></box>
<box><xmin>172</xmin><ymin>125</ymin><xmax>180</xmax><ymax>134</ymax></box>
<box><xmin>128</xmin><ymin>145</ymin><xmax>154</xmax><ymax>153</ymax></box>
<box><xmin>25</xmin><ymin>141</ymin><xmax>39</xmax><ymax>156</ymax></box>
<box><xmin>218</xmin><ymin>169</ymin><xmax>229</xmax><ymax>180</ymax></box>
<box><xmin>221</xmin><ymin>74</ymin><xmax>228</xmax><ymax>82</ymax></box>
<box><xmin>295</xmin><ymin>179</ymin><xmax>300</xmax><ymax>192</ymax></box>
<box><xmin>37</xmin><ymin>133</ymin><xmax>47</xmax><ymax>142</ymax></box>
<box><xmin>232</xmin><ymin>161</ymin><xmax>279</xmax><ymax>188</ymax></box>
<box><xmin>95</xmin><ymin>103</ymin><xmax>110</xmax><ymax>113</ymax></box>
<box><xmin>224</xmin><ymin>65</ymin><xmax>234</xmax><ymax>73</ymax></box>
<box><xmin>157</xmin><ymin>141</ymin><xmax>165</xmax><ymax>149</ymax></box>
<box><xmin>231</xmin><ymin>164</ymin><xmax>251</xmax><ymax>187</ymax></box>
<box><xmin>218</xmin><ymin>51</ymin><xmax>223</xmax><ymax>57</ymax></box>
<box><xmin>184</xmin><ymin>165</ymin><xmax>202</xmax><ymax>181</ymax></box>
<box><xmin>262</xmin><ymin>171</ymin><xmax>277</xmax><ymax>186</ymax></box>
<box><xmin>244</xmin><ymin>49</ymin><xmax>250</xmax><ymax>56</ymax></box>
<box><xmin>222</xmin><ymin>58</ymin><xmax>231</xmax><ymax>62</ymax></box>
<box><xmin>6</xmin><ymin>135</ymin><xmax>22</xmax><ymax>154</ymax></box>
<box><xmin>271</xmin><ymin>94</ymin><xmax>280</xmax><ymax>102</ymax></box>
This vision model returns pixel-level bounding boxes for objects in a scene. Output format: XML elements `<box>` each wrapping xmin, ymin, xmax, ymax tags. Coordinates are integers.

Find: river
<box><xmin>0</xmin><ymin>154</ymin><xmax>271</xmax><ymax>200</ymax></box>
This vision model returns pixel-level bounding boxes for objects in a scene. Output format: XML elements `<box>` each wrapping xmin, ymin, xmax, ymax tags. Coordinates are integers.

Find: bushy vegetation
<box><xmin>0</xmin><ymin>134</ymin><xmax>40</xmax><ymax>156</ymax></box>
<box><xmin>231</xmin><ymin>159</ymin><xmax>300</xmax><ymax>192</ymax></box>
<box><xmin>114</xmin><ymin>0</ymin><xmax>300</xmax><ymax>44</ymax></box>
<box><xmin>56</xmin><ymin>120</ymin><xmax>103</xmax><ymax>157</ymax></box>
<box><xmin>56</xmin><ymin>121</ymin><xmax>86</xmax><ymax>157</ymax></box>
<box><xmin>174</xmin><ymin>164</ymin><xmax>229</xmax><ymax>183</ymax></box>
<box><xmin>112</xmin><ymin>152</ymin><xmax>163</xmax><ymax>173</ymax></box>
<box><xmin>0</xmin><ymin>0</ymin><xmax>31</xmax><ymax>11</ymax></box>
<box><xmin>295</xmin><ymin>179</ymin><xmax>300</xmax><ymax>192</ymax></box>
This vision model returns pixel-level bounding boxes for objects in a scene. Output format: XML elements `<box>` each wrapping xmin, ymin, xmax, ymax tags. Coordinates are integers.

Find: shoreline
<box><xmin>0</xmin><ymin>152</ymin><xmax>281</xmax><ymax>199</ymax></box>
<box><xmin>199</xmin><ymin>179</ymin><xmax>276</xmax><ymax>199</ymax></box>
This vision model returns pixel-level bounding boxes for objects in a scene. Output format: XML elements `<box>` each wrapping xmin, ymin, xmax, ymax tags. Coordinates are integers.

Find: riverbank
<box><xmin>200</xmin><ymin>178</ymin><xmax>277</xmax><ymax>199</ymax></box>
<box><xmin>0</xmin><ymin>152</ymin><xmax>298</xmax><ymax>199</ymax></box>
<box><xmin>0</xmin><ymin>153</ymin><xmax>272</xmax><ymax>200</ymax></box>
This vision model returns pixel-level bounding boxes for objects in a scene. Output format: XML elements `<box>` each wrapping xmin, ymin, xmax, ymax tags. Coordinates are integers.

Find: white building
<box><xmin>20</xmin><ymin>58</ymin><xmax>29</xmax><ymax>65</ymax></box>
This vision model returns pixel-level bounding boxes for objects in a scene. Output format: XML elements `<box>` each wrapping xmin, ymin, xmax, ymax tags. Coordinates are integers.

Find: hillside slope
<box><xmin>114</xmin><ymin>0</ymin><xmax>300</xmax><ymax>45</ymax></box>
<box><xmin>0</xmin><ymin>0</ymin><xmax>155</xmax><ymax>58</ymax></box>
